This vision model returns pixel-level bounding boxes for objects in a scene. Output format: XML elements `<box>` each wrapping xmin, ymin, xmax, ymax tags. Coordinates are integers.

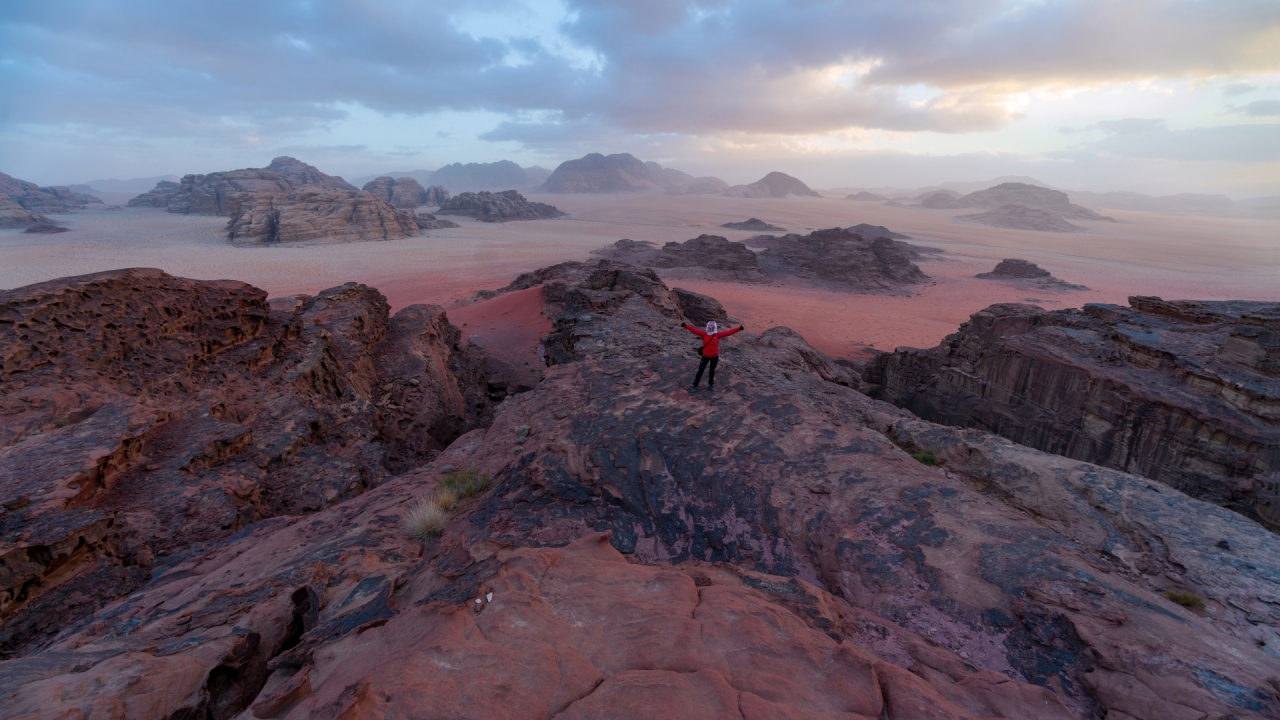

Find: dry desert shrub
<box><xmin>434</xmin><ymin>487</ymin><xmax>460</xmax><ymax>511</ymax></box>
<box><xmin>438</xmin><ymin>468</ymin><xmax>490</xmax><ymax>498</ymax></box>
<box><xmin>402</xmin><ymin>496</ymin><xmax>449</xmax><ymax>541</ymax></box>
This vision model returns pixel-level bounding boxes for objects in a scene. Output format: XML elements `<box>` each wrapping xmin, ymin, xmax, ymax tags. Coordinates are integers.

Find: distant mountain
<box><xmin>82</xmin><ymin>175</ymin><xmax>180</xmax><ymax>194</ymax></box>
<box><xmin>352</xmin><ymin>161</ymin><xmax>545</xmax><ymax>193</ymax></box>
<box><xmin>723</xmin><ymin>172</ymin><xmax>821</xmax><ymax>198</ymax></box>
<box><xmin>643</xmin><ymin>161</ymin><xmax>728</xmax><ymax>195</ymax></box>
<box><xmin>937</xmin><ymin>176</ymin><xmax>1058</xmax><ymax>195</ymax></box>
<box><xmin>523</xmin><ymin>166</ymin><xmax>552</xmax><ymax>185</ymax></box>
<box><xmin>952</xmin><ymin>183</ymin><xmax>1112</xmax><ymax>221</ymax></box>
<box><xmin>539</xmin><ymin>153</ymin><xmax>661</xmax><ymax>193</ymax></box>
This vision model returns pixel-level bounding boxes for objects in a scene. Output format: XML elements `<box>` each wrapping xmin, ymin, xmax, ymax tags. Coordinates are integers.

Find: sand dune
<box><xmin>1</xmin><ymin>193</ymin><xmax>1275</xmax><ymax>358</ymax></box>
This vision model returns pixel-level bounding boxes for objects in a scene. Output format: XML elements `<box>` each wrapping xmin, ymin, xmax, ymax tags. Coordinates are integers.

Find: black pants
<box><xmin>694</xmin><ymin>355</ymin><xmax>719</xmax><ymax>387</ymax></box>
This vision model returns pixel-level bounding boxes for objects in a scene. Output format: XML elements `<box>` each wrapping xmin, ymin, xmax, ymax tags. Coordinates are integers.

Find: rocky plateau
<box><xmin>745</xmin><ymin>227</ymin><xmax>929</xmax><ymax>292</ymax></box>
<box><xmin>976</xmin><ymin>259</ymin><xmax>1088</xmax><ymax>291</ymax></box>
<box><xmin>361</xmin><ymin>177</ymin><xmax>434</xmax><ymax>209</ymax></box>
<box><xmin>436</xmin><ymin>190</ymin><xmax>566</xmax><ymax>222</ymax></box>
<box><xmin>127</xmin><ymin>157</ymin><xmax>356</xmax><ymax>215</ymax></box>
<box><xmin>225</xmin><ymin>187</ymin><xmax>420</xmax><ymax>246</ymax></box>
<box><xmin>1</xmin><ymin>262</ymin><xmax>1278</xmax><ymax>719</ymax></box>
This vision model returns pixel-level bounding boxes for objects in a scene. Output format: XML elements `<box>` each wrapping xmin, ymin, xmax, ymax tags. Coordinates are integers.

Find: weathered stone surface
<box><xmin>721</xmin><ymin>218</ymin><xmax>785</xmax><ymax>231</ymax></box>
<box><xmin>127</xmin><ymin>157</ymin><xmax>353</xmax><ymax>215</ymax></box>
<box><xmin>0</xmin><ymin>196</ymin><xmax>50</xmax><ymax>229</ymax></box>
<box><xmin>673</xmin><ymin>287</ymin><xmax>729</xmax><ymax>327</ymax></box>
<box><xmin>539</xmin><ymin>152</ymin><xmax>662</xmax><ymax>193</ymax></box>
<box><xmin>977</xmin><ymin>259</ymin><xmax>1088</xmax><ymax>291</ymax></box>
<box><xmin>436</xmin><ymin>190</ymin><xmax>566</xmax><ymax>222</ymax></box>
<box><xmin>594</xmin><ymin>235</ymin><xmax>766</xmax><ymax>282</ymax></box>
<box><xmin>865</xmin><ymin>297</ymin><xmax>1280</xmax><ymax>529</ymax></box>
<box><xmin>0</xmin><ymin>172</ymin><xmax>100</xmax><ymax>213</ymax></box>
<box><xmin>0</xmin><ymin>268</ymin><xmax>489</xmax><ymax>657</ymax></box>
<box><xmin>956</xmin><ymin>183</ymin><xmax>1113</xmax><ymax>221</ymax></box>
<box><xmin>723</xmin><ymin>171</ymin><xmax>821</xmax><ymax>198</ymax></box>
<box><xmin>413</xmin><ymin>212</ymin><xmax>461</xmax><ymax>230</ymax></box>
<box><xmin>361</xmin><ymin>176</ymin><xmax>431</xmax><ymax>208</ymax></box>
<box><xmin>225</xmin><ymin>188</ymin><xmax>419</xmax><ymax>245</ymax></box>
<box><xmin>959</xmin><ymin>204</ymin><xmax>1087</xmax><ymax>233</ymax></box>
<box><xmin>747</xmin><ymin>227</ymin><xmax>928</xmax><ymax>291</ymax></box>
<box><xmin>4</xmin><ymin>262</ymin><xmax>1279</xmax><ymax>720</ymax></box>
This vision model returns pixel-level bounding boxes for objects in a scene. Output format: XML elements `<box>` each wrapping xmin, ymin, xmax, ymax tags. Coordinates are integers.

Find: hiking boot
<box><xmin>707</xmin><ymin>384</ymin><xmax>715</xmax><ymax>392</ymax></box>
<box><xmin>689</xmin><ymin>386</ymin><xmax>699</xmax><ymax>393</ymax></box>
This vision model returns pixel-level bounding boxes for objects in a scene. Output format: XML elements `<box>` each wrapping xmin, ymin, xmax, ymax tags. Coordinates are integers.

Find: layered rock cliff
<box><xmin>127</xmin><ymin>157</ymin><xmax>355</xmax><ymax>215</ymax></box>
<box><xmin>225</xmin><ymin>187</ymin><xmax>421</xmax><ymax>245</ymax></box>
<box><xmin>0</xmin><ymin>172</ymin><xmax>101</xmax><ymax>214</ymax></box>
<box><xmin>747</xmin><ymin>227</ymin><xmax>929</xmax><ymax>291</ymax></box>
<box><xmin>0</xmin><ymin>269</ymin><xmax>491</xmax><ymax>658</ymax></box>
<box><xmin>865</xmin><ymin>297</ymin><xmax>1280</xmax><ymax>530</ymax></box>
<box><xmin>436</xmin><ymin>190</ymin><xmax>565</xmax><ymax>222</ymax></box>
<box><xmin>2</xmin><ymin>267</ymin><xmax>1278</xmax><ymax>720</ymax></box>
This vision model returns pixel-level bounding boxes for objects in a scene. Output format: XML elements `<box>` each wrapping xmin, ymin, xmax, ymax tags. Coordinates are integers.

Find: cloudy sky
<box><xmin>2</xmin><ymin>0</ymin><xmax>1279</xmax><ymax>196</ymax></box>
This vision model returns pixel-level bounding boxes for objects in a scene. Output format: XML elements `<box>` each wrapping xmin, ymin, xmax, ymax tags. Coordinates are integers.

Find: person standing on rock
<box><xmin>683</xmin><ymin>320</ymin><xmax>744</xmax><ymax>393</ymax></box>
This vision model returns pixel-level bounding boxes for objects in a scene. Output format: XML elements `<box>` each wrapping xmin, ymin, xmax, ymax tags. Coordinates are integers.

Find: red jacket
<box><xmin>684</xmin><ymin>323</ymin><xmax>742</xmax><ymax>357</ymax></box>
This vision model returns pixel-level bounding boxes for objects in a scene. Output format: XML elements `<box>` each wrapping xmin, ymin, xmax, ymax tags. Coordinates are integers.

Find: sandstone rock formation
<box><xmin>414</xmin><ymin>212</ymin><xmax>462</xmax><ymax>230</ymax></box>
<box><xmin>721</xmin><ymin>218</ymin><xmax>785</xmax><ymax>231</ymax></box>
<box><xmin>846</xmin><ymin>191</ymin><xmax>888</xmax><ymax>201</ymax></box>
<box><xmin>21</xmin><ymin>222</ymin><xmax>69</xmax><ymax>234</ymax></box>
<box><xmin>436</xmin><ymin>190</ymin><xmax>566</xmax><ymax>222</ymax></box>
<box><xmin>0</xmin><ymin>196</ymin><xmax>51</xmax><ymax>229</ymax></box>
<box><xmin>723</xmin><ymin>171</ymin><xmax>821</xmax><ymax>198</ymax></box>
<box><xmin>977</xmin><ymin>259</ymin><xmax>1088</xmax><ymax>290</ymax></box>
<box><xmin>673</xmin><ymin>287</ymin><xmax>729</xmax><ymax>326</ymax></box>
<box><xmin>0</xmin><ymin>172</ymin><xmax>101</xmax><ymax>213</ymax></box>
<box><xmin>593</xmin><ymin>235</ymin><xmax>766</xmax><ymax>282</ymax></box>
<box><xmin>225</xmin><ymin>188</ymin><xmax>420</xmax><ymax>245</ymax></box>
<box><xmin>956</xmin><ymin>182</ymin><xmax>1113</xmax><ymax>221</ymax></box>
<box><xmin>422</xmin><ymin>184</ymin><xmax>449</xmax><ymax>206</ymax></box>
<box><xmin>959</xmin><ymin>204</ymin><xmax>1086</xmax><ymax>232</ymax></box>
<box><xmin>0</xmin><ymin>268</ymin><xmax>491</xmax><ymax>658</ymax></box>
<box><xmin>127</xmin><ymin>157</ymin><xmax>354</xmax><ymax>215</ymax></box>
<box><xmin>747</xmin><ymin>227</ymin><xmax>928</xmax><ymax>291</ymax></box>
<box><xmin>430</xmin><ymin>160</ymin><xmax>535</xmax><ymax>191</ymax></box>
<box><xmin>361</xmin><ymin>176</ymin><xmax>432</xmax><ymax>208</ymax></box>
<box><xmin>2</xmin><ymin>263</ymin><xmax>1279</xmax><ymax>719</ymax></box>
<box><xmin>865</xmin><ymin>297</ymin><xmax>1280</xmax><ymax>530</ymax></box>
<box><xmin>848</xmin><ymin>223</ymin><xmax>910</xmax><ymax>239</ymax></box>
<box><xmin>539</xmin><ymin>153</ymin><xmax>662</xmax><ymax>193</ymax></box>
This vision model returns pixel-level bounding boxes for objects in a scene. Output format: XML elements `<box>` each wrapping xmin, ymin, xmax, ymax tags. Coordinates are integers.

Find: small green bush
<box><xmin>438</xmin><ymin>468</ymin><xmax>490</xmax><ymax>499</ymax></box>
<box><xmin>1164</xmin><ymin>589</ymin><xmax>1206</xmax><ymax>611</ymax></box>
<box><xmin>910</xmin><ymin>449</ymin><xmax>937</xmax><ymax>466</ymax></box>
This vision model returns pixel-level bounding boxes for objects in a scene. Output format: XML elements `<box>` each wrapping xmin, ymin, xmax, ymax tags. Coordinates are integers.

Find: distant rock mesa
<box><xmin>436</xmin><ymin>190</ymin><xmax>566</xmax><ymax>222</ymax></box>
<box><xmin>723</xmin><ymin>171</ymin><xmax>821</xmax><ymax>198</ymax></box>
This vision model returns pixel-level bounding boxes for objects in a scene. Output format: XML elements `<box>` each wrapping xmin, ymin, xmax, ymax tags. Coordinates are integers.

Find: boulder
<box><xmin>747</xmin><ymin>227</ymin><xmax>928</xmax><ymax>291</ymax></box>
<box><xmin>436</xmin><ymin>190</ymin><xmax>566</xmax><ymax>222</ymax></box>
<box><xmin>539</xmin><ymin>153</ymin><xmax>662</xmax><ymax>193</ymax></box>
<box><xmin>864</xmin><ymin>297</ymin><xmax>1280</xmax><ymax>530</ymax></box>
<box><xmin>361</xmin><ymin>176</ymin><xmax>432</xmax><ymax>208</ymax></box>
<box><xmin>721</xmin><ymin>218</ymin><xmax>785</xmax><ymax>231</ymax></box>
<box><xmin>723</xmin><ymin>171</ymin><xmax>821</xmax><ymax>198</ymax></box>
<box><xmin>225</xmin><ymin>188</ymin><xmax>420</xmax><ymax>245</ymax></box>
<box><xmin>0</xmin><ymin>268</ymin><xmax>491</xmax><ymax>657</ymax></box>
<box><xmin>673</xmin><ymin>287</ymin><xmax>729</xmax><ymax>326</ymax></box>
<box><xmin>414</xmin><ymin>212</ymin><xmax>462</xmax><ymax>230</ymax></box>
<box><xmin>958</xmin><ymin>204</ymin><xmax>1086</xmax><ymax>233</ymax></box>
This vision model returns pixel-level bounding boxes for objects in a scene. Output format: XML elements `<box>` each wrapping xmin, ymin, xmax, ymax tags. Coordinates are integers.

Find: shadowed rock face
<box><xmin>0</xmin><ymin>269</ymin><xmax>490</xmax><ymax>657</ymax></box>
<box><xmin>126</xmin><ymin>157</ymin><xmax>355</xmax><ymax>215</ymax></box>
<box><xmin>864</xmin><ymin>297</ymin><xmax>1280</xmax><ymax>530</ymax></box>
<box><xmin>0</xmin><ymin>172</ymin><xmax>101</xmax><ymax>214</ymax></box>
<box><xmin>422</xmin><ymin>184</ymin><xmax>449</xmax><ymax>206</ymax></box>
<box><xmin>225</xmin><ymin>188</ymin><xmax>420</xmax><ymax>245</ymax></box>
<box><xmin>413</xmin><ymin>211</ymin><xmax>461</xmax><ymax>230</ymax></box>
<box><xmin>748</xmin><ymin>227</ymin><xmax>928</xmax><ymax>291</ymax></box>
<box><xmin>2</xmin><ymin>264</ymin><xmax>1279</xmax><ymax>720</ymax></box>
<box><xmin>436</xmin><ymin>189</ymin><xmax>566</xmax><ymax>222</ymax></box>
<box><xmin>723</xmin><ymin>171</ymin><xmax>821</xmax><ymax>198</ymax></box>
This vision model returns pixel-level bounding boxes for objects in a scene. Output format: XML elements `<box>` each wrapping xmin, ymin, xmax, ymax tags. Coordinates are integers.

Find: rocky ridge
<box><xmin>225</xmin><ymin>187</ymin><xmax>420</xmax><ymax>246</ymax></box>
<box><xmin>959</xmin><ymin>204</ymin><xmax>1087</xmax><ymax>233</ymax></box>
<box><xmin>436</xmin><ymin>190</ymin><xmax>566</xmax><ymax>222</ymax></box>
<box><xmin>745</xmin><ymin>227</ymin><xmax>929</xmax><ymax>292</ymax></box>
<box><xmin>361</xmin><ymin>176</ymin><xmax>433</xmax><ymax>208</ymax></box>
<box><xmin>721</xmin><ymin>218</ymin><xmax>785</xmax><ymax>231</ymax></box>
<box><xmin>864</xmin><ymin>297</ymin><xmax>1280</xmax><ymax>531</ymax></box>
<box><xmin>0</xmin><ymin>264</ymin><xmax>1279</xmax><ymax>718</ymax></box>
<box><xmin>976</xmin><ymin>259</ymin><xmax>1088</xmax><ymax>291</ymax></box>
<box><xmin>1</xmin><ymin>172</ymin><xmax>101</xmax><ymax>215</ymax></box>
<box><xmin>539</xmin><ymin>153</ymin><xmax>660</xmax><ymax>193</ymax></box>
<box><xmin>592</xmin><ymin>235</ymin><xmax>766</xmax><ymax>283</ymax></box>
<box><xmin>723</xmin><ymin>171</ymin><xmax>822</xmax><ymax>198</ymax></box>
<box><xmin>127</xmin><ymin>157</ymin><xmax>355</xmax><ymax>215</ymax></box>
<box><xmin>0</xmin><ymin>196</ymin><xmax>51</xmax><ymax>229</ymax></box>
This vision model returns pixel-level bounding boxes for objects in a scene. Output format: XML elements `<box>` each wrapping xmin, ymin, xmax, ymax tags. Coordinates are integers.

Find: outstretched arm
<box><xmin>683</xmin><ymin>322</ymin><xmax>707</xmax><ymax>338</ymax></box>
<box><xmin>720</xmin><ymin>325</ymin><xmax>745</xmax><ymax>338</ymax></box>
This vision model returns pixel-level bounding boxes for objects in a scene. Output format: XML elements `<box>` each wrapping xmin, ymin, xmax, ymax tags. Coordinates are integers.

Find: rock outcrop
<box><xmin>361</xmin><ymin>176</ymin><xmax>432</xmax><ymax>208</ymax></box>
<box><xmin>0</xmin><ymin>172</ymin><xmax>101</xmax><ymax>213</ymax></box>
<box><xmin>847</xmin><ymin>191</ymin><xmax>888</xmax><ymax>201</ymax></box>
<box><xmin>539</xmin><ymin>153</ymin><xmax>662</xmax><ymax>193</ymax></box>
<box><xmin>0</xmin><ymin>196</ymin><xmax>51</xmax><ymax>229</ymax></box>
<box><xmin>430</xmin><ymin>160</ymin><xmax>535</xmax><ymax>191</ymax></box>
<box><xmin>959</xmin><ymin>204</ymin><xmax>1087</xmax><ymax>233</ymax></box>
<box><xmin>723</xmin><ymin>171</ymin><xmax>821</xmax><ymax>198</ymax></box>
<box><xmin>956</xmin><ymin>182</ymin><xmax>1113</xmax><ymax>221</ymax></box>
<box><xmin>423</xmin><ymin>185</ymin><xmax>450</xmax><ymax>206</ymax></box>
<box><xmin>3</xmin><ymin>264</ymin><xmax>1280</xmax><ymax>719</ymax></box>
<box><xmin>127</xmin><ymin>157</ymin><xmax>354</xmax><ymax>215</ymax></box>
<box><xmin>593</xmin><ymin>235</ymin><xmax>766</xmax><ymax>282</ymax></box>
<box><xmin>21</xmin><ymin>222</ymin><xmax>69</xmax><ymax>234</ymax></box>
<box><xmin>0</xmin><ymin>268</ymin><xmax>491</xmax><ymax>658</ymax></box>
<box><xmin>414</xmin><ymin>212</ymin><xmax>462</xmax><ymax>230</ymax></box>
<box><xmin>977</xmin><ymin>259</ymin><xmax>1088</xmax><ymax>290</ymax></box>
<box><xmin>848</xmin><ymin>223</ymin><xmax>910</xmax><ymax>239</ymax></box>
<box><xmin>746</xmin><ymin>227</ymin><xmax>928</xmax><ymax>291</ymax></box>
<box><xmin>225</xmin><ymin>188</ymin><xmax>420</xmax><ymax>245</ymax></box>
<box><xmin>721</xmin><ymin>218</ymin><xmax>785</xmax><ymax>231</ymax></box>
<box><xmin>864</xmin><ymin>297</ymin><xmax>1280</xmax><ymax>530</ymax></box>
<box><xmin>436</xmin><ymin>190</ymin><xmax>566</xmax><ymax>222</ymax></box>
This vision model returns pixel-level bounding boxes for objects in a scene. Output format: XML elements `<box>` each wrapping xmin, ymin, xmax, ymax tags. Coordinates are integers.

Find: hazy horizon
<box><xmin>3</xmin><ymin>1</ymin><xmax>1279</xmax><ymax>198</ymax></box>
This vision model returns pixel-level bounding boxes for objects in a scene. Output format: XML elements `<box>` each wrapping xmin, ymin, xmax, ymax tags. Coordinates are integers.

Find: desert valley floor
<box><xmin>2</xmin><ymin>192</ymin><xmax>1276</xmax><ymax>359</ymax></box>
